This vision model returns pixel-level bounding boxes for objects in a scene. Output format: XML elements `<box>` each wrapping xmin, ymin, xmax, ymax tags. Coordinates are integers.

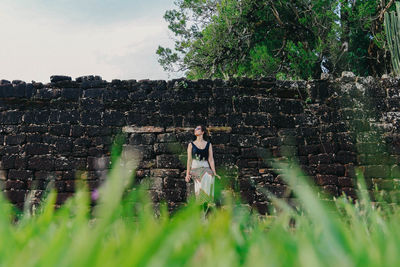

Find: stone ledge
<box><xmin>122</xmin><ymin>126</ymin><xmax>164</xmax><ymax>133</ymax></box>
<box><xmin>165</xmin><ymin>126</ymin><xmax>232</xmax><ymax>132</ymax></box>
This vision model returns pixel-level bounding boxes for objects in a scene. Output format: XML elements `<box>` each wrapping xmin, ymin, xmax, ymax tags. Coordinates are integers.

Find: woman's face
<box><xmin>194</xmin><ymin>126</ymin><xmax>203</xmax><ymax>136</ymax></box>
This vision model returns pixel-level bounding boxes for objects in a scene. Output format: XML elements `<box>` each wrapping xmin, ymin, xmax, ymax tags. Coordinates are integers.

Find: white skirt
<box><xmin>190</xmin><ymin>159</ymin><xmax>215</xmax><ymax>203</ymax></box>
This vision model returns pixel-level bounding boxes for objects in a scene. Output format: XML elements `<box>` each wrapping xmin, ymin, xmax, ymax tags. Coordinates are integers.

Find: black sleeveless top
<box><xmin>191</xmin><ymin>141</ymin><xmax>210</xmax><ymax>161</ymax></box>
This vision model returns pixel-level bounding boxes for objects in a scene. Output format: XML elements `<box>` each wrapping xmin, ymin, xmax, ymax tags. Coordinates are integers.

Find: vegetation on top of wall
<box><xmin>384</xmin><ymin>1</ymin><xmax>400</xmax><ymax>76</ymax></box>
<box><xmin>157</xmin><ymin>0</ymin><xmax>395</xmax><ymax>81</ymax></box>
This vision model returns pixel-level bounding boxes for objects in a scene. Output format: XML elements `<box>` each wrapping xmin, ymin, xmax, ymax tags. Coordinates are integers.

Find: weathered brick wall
<box><xmin>0</xmin><ymin>72</ymin><xmax>399</xmax><ymax>214</ymax></box>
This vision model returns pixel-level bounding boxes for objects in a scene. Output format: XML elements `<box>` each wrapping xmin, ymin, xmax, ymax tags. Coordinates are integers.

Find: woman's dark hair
<box><xmin>199</xmin><ymin>125</ymin><xmax>209</xmax><ymax>139</ymax></box>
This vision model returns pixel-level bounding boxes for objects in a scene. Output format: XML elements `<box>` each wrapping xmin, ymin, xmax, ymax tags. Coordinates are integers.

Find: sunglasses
<box><xmin>195</xmin><ymin>127</ymin><xmax>202</xmax><ymax>130</ymax></box>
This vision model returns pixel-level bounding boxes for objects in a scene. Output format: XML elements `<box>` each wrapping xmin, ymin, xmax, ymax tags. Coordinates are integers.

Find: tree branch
<box><xmin>378</xmin><ymin>0</ymin><xmax>395</xmax><ymax>21</ymax></box>
<box><xmin>269</xmin><ymin>1</ymin><xmax>284</xmax><ymax>26</ymax></box>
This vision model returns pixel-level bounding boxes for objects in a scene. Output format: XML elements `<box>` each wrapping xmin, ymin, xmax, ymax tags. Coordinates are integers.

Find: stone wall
<box><xmin>0</xmin><ymin>73</ymin><xmax>400</xmax><ymax>214</ymax></box>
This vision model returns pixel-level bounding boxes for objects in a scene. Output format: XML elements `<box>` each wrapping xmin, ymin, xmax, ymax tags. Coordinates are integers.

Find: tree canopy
<box><xmin>156</xmin><ymin>0</ymin><xmax>395</xmax><ymax>80</ymax></box>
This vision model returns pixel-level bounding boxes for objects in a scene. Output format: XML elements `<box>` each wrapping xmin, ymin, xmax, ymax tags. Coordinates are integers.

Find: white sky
<box><xmin>0</xmin><ymin>0</ymin><xmax>184</xmax><ymax>83</ymax></box>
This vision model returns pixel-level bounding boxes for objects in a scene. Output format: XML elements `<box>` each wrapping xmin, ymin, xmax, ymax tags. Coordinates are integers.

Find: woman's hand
<box><xmin>213</xmin><ymin>173</ymin><xmax>221</xmax><ymax>179</ymax></box>
<box><xmin>185</xmin><ymin>173</ymin><xmax>191</xmax><ymax>183</ymax></box>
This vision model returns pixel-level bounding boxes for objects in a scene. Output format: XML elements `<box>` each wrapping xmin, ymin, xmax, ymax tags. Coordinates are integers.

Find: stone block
<box><xmin>358</xmin><ymin>165</ymin><xmax>390</xmax><ymax>179</ymax></box>
<box><xmin>81</xmin><ymin>111</ymin><xmax>102</xmax><ymax>125</ymax></box>
<box><xmin>240</xmin><ymin>147</ymin><xmax>259</xmax><ymax>158</ymax></box>
<box><xmin>336</xmin><ymin>151</ymin><xmax>357</xmax><ymax>164</ymax></box>
<box><xmin>49</xmin><ymin>124</ymin><xmax>70</xmax><ymax>136</ymax></box>
<box><xmin>156</xmin><ymin>133</ymin><xmax>177</xmax><ymax>143</ymax></box>
<box><xmin>28</xmin><ymin>156</ymin><xmax>54</xmax><ymax>171</ymax></box>
<box><xmin>50</xmin><ymin>75</ymin><xmax>72</xmax><ymax>83</ymax></box>
<box><xmin>1</xmin><ymin>155</ymin><xmax>17</xmax><ymax>169</ymax></box>
<box><xmin>64</xmin><ymin>180</ymin><xmax>75</xmax><ymax>192</ymax></box>
<box><xmin>156</xmin><ymin>155</ymin><xmax>183</xmax><ymax>168</ymax></box>
<box><xmin>316</xmin><ymin>164</ymin><xmax>345</xmax><ymax>176</ymax></box>
<box><xmin>261</xmin><ymin>137</ymin><xmax>281</xmax><ymax>148</ymax></box>
<box><xmin>164</xmin><ymin>189</ymin><xmax>186</xmax><ymax>202</ymax></box>
<box><xmin>371</xmin><ymin>178</ymin><xmax>394</xmax><ymax>190</ymax></box>
<box><xmin>154</xmin><ymin>143</ymin><xmax>182</xmax><ymax>154</ymax></box>
<box><xmin>308</xmin><ymin>153</ymin><xmax>335</xmax><ymax>165</ymax></box>
<box><xmin>80</xmin><ymin>98</ymin><xmax>104</xmax><ymax>111</ymax></box>
<box><xmin>150</xmin><ymin>168</ymin><xmax>180</xmax><ymax>178</ymax></box>
<box><xmin>25</xmin><ymin>143</ymin><xmax>49</xmax><ymax>155</ymax></box>
<box><xmin>123</xmin><ymin>126</ymin><xmax>164</xmax><ymax>133</ymax></box>
<box><xmin>338</xmin><ymin>177</ymin><xmax>354</xmax><ymax>187</ymax></box>
<box><xmin>230</xmin><ymin>134</ymin><xmax>259</xmax><ymax>147</ymax></box>
<box><xmin>54</xmin><ymin>157</ymin><xmax>74</xmax><ymax>170</ymax></box>
<box><xmin>0</xmin><ymin>84</ymin><xmax>13</xmax><ymax>97</ymax></box>
<box><xmin>280</xmin><ymin>99</ymin><xmax>304</xmax><ymax>114</ymax></box>
<box><xmin>5</xmin><ymin>180</ymin><xmax>26</xmax><ymax>190</ymax></box>
<box><xmin>128</xmin><ymin>133</ymin><xmax>156</xmax><ymax>145</ymax></box>
<box><xmin>126</xmin><ymin>112</ymin><xmax>149</xmax><ymax>125</ymax></box>
<box><xmin>244</xmin><ymin>114</ymin><xmax>269</xmax><ymax>126</ymax></box>
<box><xmin>322</xmin><ymin>185</ymin><xmax>339</xmax><ymax>197</ymax></box>
<box><xmin>59</xmin><ymin>110</ymin><xmax>80</xmax><ymax>124</ymax></box>
<box><xmin>60</xmin><ymin>88</ymin><xmax>81</xmax><ymax>100</ymax></box>
<box><xmin>0</xmin><ymin>111</ymin><xmax>23</xmax><ymax>124</ymax></box>
<box><xmin>8</xmin><ymin>169</ymin><xmax>33</xmax><ymax>180</ymax></box>
<box><xmin>270</xmin><ymin>114</ymin><xmax>296</xmax><ymax>128</ymax></box>
<box><xmin>209</xmin><ymin>132</ymin><xmax>230</xmax><ymax>144</ymax></box>
<box><xmin>315</xmin><ymin>174</ymin><xmax>338</xmax><ymax>186</ymax></box>
<box><xmin>5</xmin><ymin>190</ymin><xmax>26</xmax><ymax>203</ymax></box>
<box><xmin>54</xmin><ymin>138</ymin><xmax>73</xmax><ymax>153</ymax></box>
<box><xmin>259</xmin><ymin>98</ymin><xmax>281</xmax><ymax>113</ymax></box>
<box><xmin>233</xmin><ymin>96</ymin><xmax>259</xmax><ymax>113</ymax></box>
<box><xmin>33</xmin><ymin>171</ymin><xmax>54</xmax><ymax>180</ymax></box>
<box><xmin>103</xmin><ymin>110</ymin><xmax>126</xmax><ymax>126</ymax></box>
<box><xmin>4</xmin><ymin>134</ymin><xmax>25</xmax><ymax>145</ymax></box>
<box><xmin>148</xmin><ymin>177</ymin><xmax>163</xmax><ymax>191</ymax></box>
<box><xmin>356</xmin><ymin>142</ymin><xmax>386</xmax><ymax>154</ymax></box>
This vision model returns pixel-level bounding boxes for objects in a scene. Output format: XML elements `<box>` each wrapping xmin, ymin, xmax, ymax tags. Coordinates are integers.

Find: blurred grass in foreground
<box><xmin>0</xmin><ymin>135</ymin><xmax>399</xmax><ymax>267</ymax></box>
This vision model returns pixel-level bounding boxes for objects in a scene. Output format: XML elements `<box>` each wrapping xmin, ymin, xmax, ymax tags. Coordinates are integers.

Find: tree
<box><xmin>157</xmin><ymin>0</ymin><xmax>395</xmax><ymax>80</ymax></box>
<box><xmin>384</xmin><ymin>1</ymin><xmax>400</xmax><ymax>75</ymax></box>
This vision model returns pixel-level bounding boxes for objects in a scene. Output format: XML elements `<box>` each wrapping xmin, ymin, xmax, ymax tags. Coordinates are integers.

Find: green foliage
<box><xmin>109</xmin><ymin>132</ymin><xmax>127</xmax><ymax>170</ymax></box>
<box><xmin>241</xmin><ymin>44</ymin><xmax>280</xmax><ymax>78</ymax></box>
<box><xmin>158</xmin><ymin>0</ymin><xmax>395</xmax><ymax>80</ymax></box>
<box><xmin>285</xmin><ymin>40</ymin><xmax>321</xmax><ymax>80</ymax></box>
<box><xmin>384</xmin><ymin>1</ymin><xmax>400</xmax><ymax>76</ymax></box>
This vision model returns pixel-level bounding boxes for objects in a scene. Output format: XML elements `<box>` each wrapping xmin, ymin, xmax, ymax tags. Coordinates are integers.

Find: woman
<box><xmin>185</xmin><ymin>125</ymin><xmax>221</xmax><ymax>205</ymax></box>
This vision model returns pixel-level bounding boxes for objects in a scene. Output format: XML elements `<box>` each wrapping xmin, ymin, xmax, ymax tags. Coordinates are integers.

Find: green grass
<box><xmin>1</xmin><ymin>139</ymin><xmax>400</xmax><ymax>266</ymax></box>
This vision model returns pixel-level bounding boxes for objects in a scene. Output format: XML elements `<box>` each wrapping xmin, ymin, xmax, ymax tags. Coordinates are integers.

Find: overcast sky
<box><xmin>0</xmin><ymin>0</ymin><xmax>184</xmax><ymax>83</ymax></box>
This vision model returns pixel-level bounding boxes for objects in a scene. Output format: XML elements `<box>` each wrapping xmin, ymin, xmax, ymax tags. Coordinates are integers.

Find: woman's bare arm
<box><xmin>186</xmin><ymin>143</ymin><xmax>192</xmax><ymax>176</ymax></box>
<box><xmin>208</xmin><ymin>143</ymin><xmax>217</xmax><ymax>175</ymax></box>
